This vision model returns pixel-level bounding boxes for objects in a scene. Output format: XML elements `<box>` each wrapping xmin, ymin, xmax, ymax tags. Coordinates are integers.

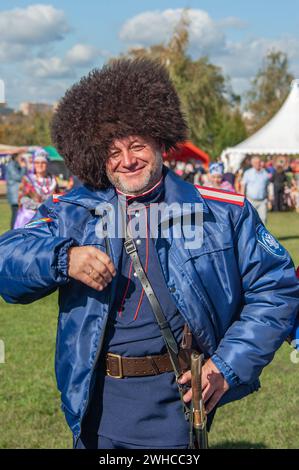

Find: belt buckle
<box><xmin>107</xmin><ymin>353</ymin><xmax>123</xmax><ymax>379</ymax></box>
<box><xmin>124</xmin><ymin>239</ymin><xmax>137</xmax><ymax>255</ymax></box>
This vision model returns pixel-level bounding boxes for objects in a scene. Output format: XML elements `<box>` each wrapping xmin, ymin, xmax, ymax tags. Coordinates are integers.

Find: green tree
<box><xmin>245</xmin><ymin>50</ymin><xmax>294</xmax><ymax>133</ymax></box>
<box><xmin>0</xmin><ymin>111</ymin><xmax>53</xmax><ymax>146</ymax></box>
<box><xmin>121</xmin><ymin>12</ymin><xmax>247</xmax><ymax>159</ymax></box>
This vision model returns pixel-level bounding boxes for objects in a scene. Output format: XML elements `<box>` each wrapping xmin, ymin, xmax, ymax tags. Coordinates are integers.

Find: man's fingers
<box><xmin>94</xmin><ymin>248</ymin><xmax>116</xmax><ymax>276</ymax></box>
<box><xmin>178</xmin><ymin>370</ymin><xmax>191</xmax><ymax>384</ymax></box>
<box><xmin>183</xmin><ymin>387</ymin><xmax>192</xmax><ymax>403</ymax></box>
<box><xmin>201</xmin><ymin>371</ymin><xmax>209</xmax><ymax>391</ymax></box>
<box><xmin>89</xmin><ymin>258</ymin><xmax>113</xmax><ymax>283</ymax></box>
<box><xmin>68</xmin><ymin>246</ymin><xmax>117</xmax><ymax>283</ymax></box>
<box><xmin>79</xmin><ymin>273</ymin><xmax>105</xmax><ymax>291</ymax></box>
<box><xmin>86</xmin><ymin>269</ymin><xmax>108</xmax><ymax>288</ymax></box>
<box><xmin>202</xmin><ymin>383</ymin><xmax>213</xmax><ymax>404</ymax></box>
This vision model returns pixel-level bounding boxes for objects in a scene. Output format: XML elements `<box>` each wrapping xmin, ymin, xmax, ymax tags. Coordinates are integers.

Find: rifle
<box><xmin>189</xmin><ymin>351</ymin><xmax>208</xmax><ymax>449</ymax></box>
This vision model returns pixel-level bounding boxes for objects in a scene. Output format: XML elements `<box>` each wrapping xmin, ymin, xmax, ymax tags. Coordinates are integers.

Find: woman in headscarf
<box><xmin>207</xmin><ymin>162</ymin><xmax>235</xmax><ymax>192</ymax></box>
<box><xmin>14</xmin><ymin>149</ymin><xmax>59</xmax><ymax>228</ymax></box>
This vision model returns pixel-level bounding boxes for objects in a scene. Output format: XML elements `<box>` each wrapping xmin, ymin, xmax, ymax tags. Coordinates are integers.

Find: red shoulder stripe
<box><xmin>53</xmin><ymin>193</ymin><xmax>65</xmax><ymax>203</ymax></box>
<box><xmin>195</xmin><ymin>185</ymin><xmax>245</xmax><ymax>206</ymax></box>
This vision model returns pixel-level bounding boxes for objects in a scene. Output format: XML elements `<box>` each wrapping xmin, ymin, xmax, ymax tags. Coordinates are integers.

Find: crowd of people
<box><xmin>165</xmin><ymin>155</ymin><xmax>299</xmax><ymax>224</ymax></box>
<box><xmin>5</xmin><ymin>148</ymin><xmax>299</xmax><ymax>230</ymax></box>
<box><xmin>5</xmin><ymin>148</ymin><xmax>61</xmax><ymax>229</ymax></box>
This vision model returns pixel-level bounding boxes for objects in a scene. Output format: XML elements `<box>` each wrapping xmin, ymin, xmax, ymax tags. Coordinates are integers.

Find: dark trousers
<box><xmin>74</xmin><ymin>407</ymin><xmax>216</xmax><ymax>449</ymax></box>
<box><xmin>273</xmin><ymin>187</ymin><xmax>285</xmax><ymax>211</ymax></box>
<box><xmin>75</xmin><ymin>434</ymin><xmax>189</xmax><ymax>449</ymax></box>
<box><xmin>10</xmin><ymin>204</ymin><xmax>18</xmax><ymax>229</ymax></box>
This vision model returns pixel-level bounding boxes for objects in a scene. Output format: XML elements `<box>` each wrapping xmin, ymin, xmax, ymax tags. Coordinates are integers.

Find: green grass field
<box><xmin>0</xmin><ymin>199</ymin><xmax>298</xmax><ymax>449</ymax></box>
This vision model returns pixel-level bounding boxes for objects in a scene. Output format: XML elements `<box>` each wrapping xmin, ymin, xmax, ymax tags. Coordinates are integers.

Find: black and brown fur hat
<box><xmin>51</xmin><ymin>58</ymin><xmax>188</xmax><ymax>188</ymax></box>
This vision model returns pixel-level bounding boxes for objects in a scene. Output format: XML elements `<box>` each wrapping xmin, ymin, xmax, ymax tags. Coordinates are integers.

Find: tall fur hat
<box><xmin>51</xmin><ymin>58</ymin><xmax>188</xmax><ymax>188</ymax></box>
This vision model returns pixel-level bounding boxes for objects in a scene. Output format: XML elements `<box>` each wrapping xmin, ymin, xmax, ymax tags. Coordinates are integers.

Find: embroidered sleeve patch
<box><xmin>256</xmin><ymin>224</ymin><xmax>286</xmax><ymax>257</ymax></box>
<box><xmin>24</xmin><ymin>217</ymin><xmax>54</xmax><ymax>228</ymax></box>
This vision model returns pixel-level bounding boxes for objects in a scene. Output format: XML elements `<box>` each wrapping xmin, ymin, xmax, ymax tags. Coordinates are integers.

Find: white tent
<box><xmin>221</xmin><ymin>79</ymin><xmax>299</xmax><ymax>172</ymax></box>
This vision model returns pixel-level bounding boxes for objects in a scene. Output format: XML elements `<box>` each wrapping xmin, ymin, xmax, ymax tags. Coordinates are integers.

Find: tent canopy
<box><xmin>221</xmin><ymin>79</ymin><xmax>299</xmax><ymax>171</ymax></box>
<box><xmin>164</xmin><ymin>141</ymin><xmax>210</xmax><ymax>167</ymax></box>
<box><xmin>43</xmin><ymin>146</ymin><xmax>63</xmax><ymax>161</ymax></box>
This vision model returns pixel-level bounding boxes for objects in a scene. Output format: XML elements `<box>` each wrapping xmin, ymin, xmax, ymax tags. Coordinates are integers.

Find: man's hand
<box><xmin>68</xmin><ymin>246</ymin><xmax>116</xmax><ymax>291</ymax></box>
<box><xmin>178</xmin><ymin>358</ymin><xmax>229</xmax><ymax>414</ymax></box>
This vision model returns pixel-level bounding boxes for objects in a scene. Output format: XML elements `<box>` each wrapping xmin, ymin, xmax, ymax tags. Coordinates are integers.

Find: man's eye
<box><xmin>109</xmin><ymin>152</ymin><xmax>120</xmax><ymax>158</ymax></box>
<box><xmin>131</xmin><ymin>145</ymin><xmax>145</xmax><ymax>151</ymax></box>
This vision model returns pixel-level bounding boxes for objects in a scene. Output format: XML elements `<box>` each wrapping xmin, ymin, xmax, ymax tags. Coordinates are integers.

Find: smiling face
<box><xmin>210</xmin><ymin>173</ymin><xmax>223</xmax><ymax>187</ymax></box>
<box><xmin>34</xmin><ymin>159</ymin><xmax>47</xmax><ymax>177</ymax></box>
<box><xmin>105</xmin><ymin>135</ymin><xmax>163</xmax><ymax>195</ymax></box>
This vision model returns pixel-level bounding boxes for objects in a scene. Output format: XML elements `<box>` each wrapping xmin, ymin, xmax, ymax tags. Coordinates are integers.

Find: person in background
<box><xmin>20</xmin><ymin>151</ymin><xmax>35</xmax><ymax>175</ymax></box>
<box><xmin>14</xmin><ymin>149</ymin><xmax>59</xmax><ymax>228</ymax></box>
<box><xmin>241</xmin><ymin>156</ymin><xmax>270</xmax><ymax>225</ymax></box>
<box><xmin>271</xmin><ymin>163</ymin><xmax>288</xmax><ymax>212</ymax></box>
<box><xmin>264</xmin><ymin>159</ymin><xmax>275</xmax><ymax>210</ymax></box>
<box><xmin>193</xmin><ymin>162</ymin><xmax>206</xmax><ymax>185</ymax></box>
<box><xmin>5</xmin><ymin>151</ymin><xmax>27</xmax><ymax>229</ymax></box>
<box><xmin>223</xmin><ymin>166</ymin><xmax>235</xmax><ymax>188</ymax></box>
<box><xmin>207</xmin><ymin>162</ymin><xmax>235</xmax><ymax>192</ymax></box>
<box><xmin>234</xmin><ymin>169</ymin><xmax>244</xmax><ymax>193</ymax></box>
<box><xmin>182</xmin><ymin>162</ymin><xmax>195</xmax><ymax>183</ymax></box>
<box><xmin>175</xmin><ymin>161</ymin><xmax>185</xmax><ymax>177</ymax></box>
<box><xmin>265</xmin><ymin>159</ymin><xmax>275</xmax><ymax>177</ymax></box>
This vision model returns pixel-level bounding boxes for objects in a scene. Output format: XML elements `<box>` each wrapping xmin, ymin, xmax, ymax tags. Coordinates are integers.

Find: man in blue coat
<box><xmin>0</xmin><ymin>59</ymin><xmax>298</xmax><ymax>449</ymax></box>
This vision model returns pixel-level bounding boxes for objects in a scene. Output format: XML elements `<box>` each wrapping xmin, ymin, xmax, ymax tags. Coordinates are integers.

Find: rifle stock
<box><xmin>190</xmin><ymin>352</ymin><xmax>208</xmax><ymax>449</ymax></box>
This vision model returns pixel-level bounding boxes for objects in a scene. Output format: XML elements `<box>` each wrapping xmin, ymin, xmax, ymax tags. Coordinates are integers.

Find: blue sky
<box><xmin>1</xmin><ymin>1</ymin><xmax>299</xmax><ymax>108</ymax></box>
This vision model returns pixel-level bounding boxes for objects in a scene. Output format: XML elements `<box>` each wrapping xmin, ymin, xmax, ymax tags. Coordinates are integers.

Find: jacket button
<box><xmin>169</xmin><ymin>286</ymin><xmax>176</xmax><ymax>293</ymax></box>
<box><xmin>136</xmin><ymin>239</ymin><xmax>141</xmax><ymax>245</ymax></box>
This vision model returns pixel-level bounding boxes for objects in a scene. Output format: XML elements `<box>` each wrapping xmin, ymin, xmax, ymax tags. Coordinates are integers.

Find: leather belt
<box><xmin>105</xmin><ymin>348</ymin><xmax>194</xmax><ymax>379</ymax></box>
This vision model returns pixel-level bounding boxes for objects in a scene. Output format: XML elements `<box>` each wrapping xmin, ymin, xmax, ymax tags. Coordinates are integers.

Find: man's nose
<box><xmin>122</xmin><ymin>149</ymin><xmax>137</xmax><ymax>168</ymax></box>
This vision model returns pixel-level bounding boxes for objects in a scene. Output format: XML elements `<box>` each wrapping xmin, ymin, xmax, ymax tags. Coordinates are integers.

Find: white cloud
<box><xmin>0</xmin><ymin>4</ymin><xmax>70</xmax><ymax>45</ymax></box>
<box><xmin>5</xmin><ymin>74</ymin><xmax>73</xmax><ymax>108</ymax></box>
<box><xmin>0</xmin><ymin>5</ymin><xmax>108</xmax><ymax>106</ymax></box>
<box><xmin>120</xmin><ymin>9</ymin><xmax>225</xmax><ymax>55</ymax></box>
<box><xmin>217</xmin><ymin>36</ymin><xmax>299</xmax><ymax>81</ymax></box>
<box><xmin>0</xmin><ymin>43</ymin><xmax>30</xmax><ymax>62</ymax></box>
<box><xmin>217</xmin><ymin>16</ymin><xmax>248</xmax><ymax>29</ymax></box>
<box><xmin>27</xmin><ymin>43</ymin><xmax>107</xmax><ymax>79</ymax></box>
<box><xmin>65</xmin><ymin>44</ymin><xmax>104</xmax><ymax>67</ymax></box>
<box><xmin>29</xmin><ymin>57</ymin><xmax>75</xmax><ymax>79</ymax></box>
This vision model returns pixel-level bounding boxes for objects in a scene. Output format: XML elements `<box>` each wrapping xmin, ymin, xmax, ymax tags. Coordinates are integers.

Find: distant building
<box><xmin>19</xmin><ymin>102</ymin><xmax>54</xmax><ymax>116</ymax></box>
<box><xmin>0</xmin><ymin>103</ymin><xmax>14</xmax><ymax>116</ymax></box>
